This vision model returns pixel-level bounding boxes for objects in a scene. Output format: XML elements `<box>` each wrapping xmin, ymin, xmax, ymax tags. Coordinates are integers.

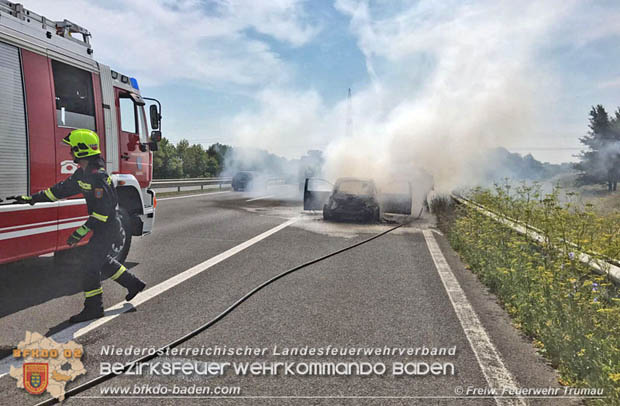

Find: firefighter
<box><xmin>8</xmin><ymin>129</ymin><xmax>146</xmax><ymax>323</ymax></box>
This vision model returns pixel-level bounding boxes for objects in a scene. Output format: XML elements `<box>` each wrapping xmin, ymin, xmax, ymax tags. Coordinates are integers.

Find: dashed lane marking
<box><xmin>246</xmin><ymin>195</ymin><xmax>274</xmax><ymax>202</ymax></box>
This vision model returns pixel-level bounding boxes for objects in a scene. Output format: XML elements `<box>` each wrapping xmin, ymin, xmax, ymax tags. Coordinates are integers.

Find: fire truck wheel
<box><xmin>109</xmin><ymin>208</ymin><xmax>132</xmax><ymax>264</ymax></box>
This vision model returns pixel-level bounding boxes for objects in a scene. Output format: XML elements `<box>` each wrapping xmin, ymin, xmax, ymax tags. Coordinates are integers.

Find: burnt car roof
<box><xmin>332</xmin><ymin>178</ymin><xmax>377</xmax><ymax>198</ymax></box>
<box><xmin>334</xmin><ymin>178</ymin><xmax>376</xmax><ymax>191</ymax></box>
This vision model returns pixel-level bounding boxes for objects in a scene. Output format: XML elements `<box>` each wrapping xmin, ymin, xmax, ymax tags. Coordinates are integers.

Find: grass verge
<box><xmin>432</xmin><ymin>186</ymin><xmax>620</xmax><ymax>405</ymax></box>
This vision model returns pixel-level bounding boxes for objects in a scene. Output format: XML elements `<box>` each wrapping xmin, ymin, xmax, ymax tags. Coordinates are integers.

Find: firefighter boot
<box><xmin>114</xmin><ymin>270</ymin><xmax>146</xmax><ymax>301</ymax></box>
<box><xmin>69</xmin><ymin>294</ymin><xmax>104</xmax><ymax>323</ymax></box>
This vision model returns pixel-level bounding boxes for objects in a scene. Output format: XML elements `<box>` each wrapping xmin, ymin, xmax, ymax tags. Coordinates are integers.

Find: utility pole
<box><xmin>346</xmin><ymin>88</ymin><xmax>352</xmax><ymax>138</ymax></box>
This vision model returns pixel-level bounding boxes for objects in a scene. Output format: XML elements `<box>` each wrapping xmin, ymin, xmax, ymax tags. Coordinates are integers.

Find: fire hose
<box><xmin>35</xmin><ymin>222</ymin><xmax>405</xmax><ymax>405</ymax></box>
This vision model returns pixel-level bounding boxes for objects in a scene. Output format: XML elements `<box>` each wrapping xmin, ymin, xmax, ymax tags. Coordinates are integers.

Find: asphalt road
<box><xmin>0</xmin><ymin>186</ymin><xmax>581</xmax><ymax>406</ymax></box>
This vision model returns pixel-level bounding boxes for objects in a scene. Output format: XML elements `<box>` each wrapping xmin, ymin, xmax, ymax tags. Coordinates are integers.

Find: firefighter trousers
<box><xmin>81</xmin><ymin>217</ymin><xmax>140</xmax><ymax>298</ymax></box>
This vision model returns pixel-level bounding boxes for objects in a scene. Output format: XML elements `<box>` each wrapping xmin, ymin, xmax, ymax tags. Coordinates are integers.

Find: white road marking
<box><xmin>422</xmin><ymin>230</ymin><xmax>526</xmax><ymax>406</ymax></box>
<box><xmin>0</xmin><ymin>218</ymin><xmax>297</xmax><ymax>378</ymax></box>
<box><xmin>157</xmin><ymin>191</ymin><xmax>231</xmax><ymax>201</ymax></box>
<box><xmin>246</xmin><ymin>195</ymin><xmax>274</xmax><ymax>202</ymax></box>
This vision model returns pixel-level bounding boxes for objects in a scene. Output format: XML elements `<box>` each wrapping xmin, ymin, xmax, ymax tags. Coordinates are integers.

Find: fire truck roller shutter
<box><xmin>0</xmin><ymin>41</ymin><xmax>28</xmax><ymax>198</ymax></box>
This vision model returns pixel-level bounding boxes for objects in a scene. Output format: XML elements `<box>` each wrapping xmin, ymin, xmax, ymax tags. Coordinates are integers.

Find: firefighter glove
<box><xmin>7</xmin><ymin>195</ymin><xmax>35</xmax><ymax>205</ymax></box>
<box><xmin>67</xmin><ymin>225</ymin><xmax>90</xmax><ymax>246</ymax></box>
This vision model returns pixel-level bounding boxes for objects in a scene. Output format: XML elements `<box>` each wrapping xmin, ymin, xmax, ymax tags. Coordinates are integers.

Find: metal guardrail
<box><xmin>151</xmin><ymin>177</ymin><xmax>286</xmax><ymax>192</ymax></box>
<box><xmin>151</xmin><ymin>177</ymin><xmax>232</xmax><ymax>192</ymax></box>
<box><xmin>451</xmin><ymin>193</ymin><xmax>620</xmax><ymax>285</ymax></box>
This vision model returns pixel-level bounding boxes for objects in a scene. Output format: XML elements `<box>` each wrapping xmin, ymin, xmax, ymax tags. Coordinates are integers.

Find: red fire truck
<box><xmin>0</xmin><ymin>1</ymin><xmax>161</xmax><ymax>265</ymax></box>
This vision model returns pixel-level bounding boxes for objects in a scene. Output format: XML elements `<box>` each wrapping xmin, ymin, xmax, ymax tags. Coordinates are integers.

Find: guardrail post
<box><xmin>178</xmin><ymin>186</ymin><xmax>181</xmax><ymax>192</ymax></box>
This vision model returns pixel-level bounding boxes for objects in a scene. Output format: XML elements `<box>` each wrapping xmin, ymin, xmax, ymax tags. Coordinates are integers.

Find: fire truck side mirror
<box><xmin>150</xmin><ymin>130</ymin><xmax>162</xmax><ymax>143</ymax></box>
<box><xmin>149</xmin><ymin>105</ymin><xmax>160</xmax><ymax>130</ymax></box>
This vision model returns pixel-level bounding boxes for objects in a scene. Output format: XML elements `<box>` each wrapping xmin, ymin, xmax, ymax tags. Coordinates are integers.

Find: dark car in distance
<box><xmin>232</xmin><ymin>171</ymin><xmax>261</xmax><ymax>191</ymax></box>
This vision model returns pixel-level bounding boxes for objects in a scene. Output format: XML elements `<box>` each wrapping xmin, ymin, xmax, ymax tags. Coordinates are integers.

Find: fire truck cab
<box><xmin>0</xmin><ymin>1</ymin><xmax>161</xmax><ymax>265</ymax></box>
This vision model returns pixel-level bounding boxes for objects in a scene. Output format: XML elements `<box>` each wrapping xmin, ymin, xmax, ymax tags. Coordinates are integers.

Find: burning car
<box><xmin>303</xmin><ymin>177</ymin><xmax>414</xmax><ymax>222</ymax></box>
<box><xmin>324</xmin><ymin>178</ymin><xmax>381</xmax><ymax>222</ymax></box>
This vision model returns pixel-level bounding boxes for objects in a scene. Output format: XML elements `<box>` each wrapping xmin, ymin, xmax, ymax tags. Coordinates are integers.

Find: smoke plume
<box><xmin>322</xmin><ymin>0</ymin><xmax>573</xmax><ymax>192</ymax></box>
<box><xmin>228</xmin><ymin>1</ymin><xmax>576</xmax><ymax>196</ymax></box>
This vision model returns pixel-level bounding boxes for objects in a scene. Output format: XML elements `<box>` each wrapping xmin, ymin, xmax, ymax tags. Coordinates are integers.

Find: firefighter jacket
<box><xmin>32</xmin><ymin>158</ymin><xmax>118</xmax><ymax>230</ymax></box>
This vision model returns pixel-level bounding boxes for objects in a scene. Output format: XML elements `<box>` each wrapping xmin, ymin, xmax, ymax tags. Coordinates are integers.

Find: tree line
<box><xmin>153</xmin><ymin>138</ymin><xmax>231</xmax><ymax>179</ymax></box>
<box><xmin>576</xmin><ymin>105</ymin><xmax>620</xmax><ymax>191</ymax></box>
<box><xmin>152</xmin><ymin>139</ymin><xmax>296</xmax><ymax>180</ymax></box>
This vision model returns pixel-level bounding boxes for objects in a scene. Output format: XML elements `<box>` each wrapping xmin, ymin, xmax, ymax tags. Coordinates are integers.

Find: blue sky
<box><xmin>26</xmin><ymin>0</ymin><xmax>620</xmax><ymax>169</ymax></box>
<box><xmin>141</xmin><ymin>1</ymin><xmax>370</xmax><ymax>146</ymax></box>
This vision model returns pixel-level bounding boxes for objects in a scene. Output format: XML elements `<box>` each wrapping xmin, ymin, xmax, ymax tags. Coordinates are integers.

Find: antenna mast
<box><xmin>346</xmin><ymin>88</ymin><xmax>352</xmax><ymax>137</ymax></box>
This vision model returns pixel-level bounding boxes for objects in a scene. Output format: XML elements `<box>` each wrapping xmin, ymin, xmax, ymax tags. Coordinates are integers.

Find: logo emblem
<box><xmin>60</xmin><ymin>160</ymin><xmax>77</xmax><ymax>174</ymax></box>
<box><xmin>95</xmin><ymin>188</ymin><xmax>103</xmax><ymax>199</ymax></box>
<box><xmin>11</xmin><ymin>332</ymin><xmax>86</xmax><ymax>400</ymax></box>
<box><xmin>23</xmin><ymin>363</ymin><xmax>48</xmax><ymax>395</ymax></box>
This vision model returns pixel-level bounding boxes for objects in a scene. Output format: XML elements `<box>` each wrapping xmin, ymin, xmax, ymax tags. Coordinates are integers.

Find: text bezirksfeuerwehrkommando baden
<box><xmin>101</xmin><ymin>360</ymin><xmax>456</xmax><ymax>377</ymax></box>
<box><xmin>100</xmin><ymin>344</ymin><xmax>457</xmax><ymax>358</ymax></box>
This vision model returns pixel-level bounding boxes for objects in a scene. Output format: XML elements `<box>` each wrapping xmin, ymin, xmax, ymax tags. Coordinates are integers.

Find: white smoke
<box><xmin>322</xmin><ymin>0</ymin><xmax>573</xmax><ymax>191</ymax></box>
<box><xmin>228</xmin><ymin>0</ymin><xmax>577</xmax><ymax>194</ymax></box>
